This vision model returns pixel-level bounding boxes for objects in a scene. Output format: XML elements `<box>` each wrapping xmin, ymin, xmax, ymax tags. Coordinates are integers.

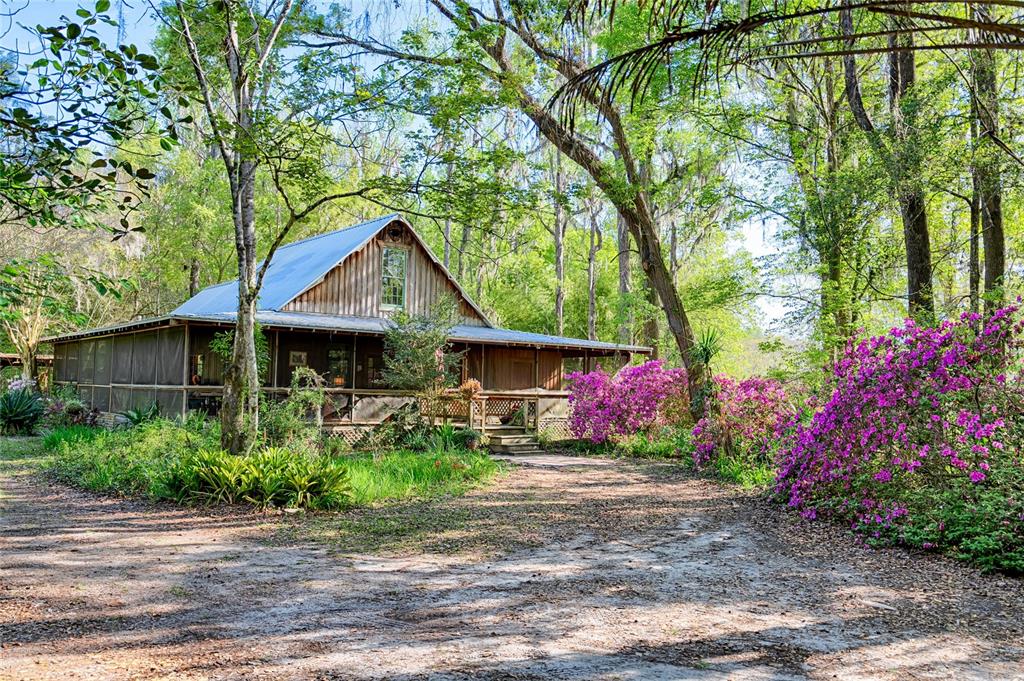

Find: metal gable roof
<box><xmin>172</xmin><ymin>214</ymin><xmax>401</xmax><ymax>316</ymax></box>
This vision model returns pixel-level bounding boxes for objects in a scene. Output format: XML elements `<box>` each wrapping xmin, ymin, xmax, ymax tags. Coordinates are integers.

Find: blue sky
<box><xmin>1</xmin><ymin>0</ymin><xmax>156</xmax><ymax>53</ymax></box>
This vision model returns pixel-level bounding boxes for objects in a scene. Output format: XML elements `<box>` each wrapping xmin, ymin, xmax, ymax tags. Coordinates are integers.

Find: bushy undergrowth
<box><xmin>776</xmin><ymin>305</ymin><xmax>1024</xmax><ymax>573</ymax></box>
<box><xmin>44</xmin><ymin>417</ymin><xmax>498</xmax><ymax>510</ymax></box>
<box><xmin>46</xmin><ymin>419</ymin><xmax>220</xmax><ymax>496</ymax></box>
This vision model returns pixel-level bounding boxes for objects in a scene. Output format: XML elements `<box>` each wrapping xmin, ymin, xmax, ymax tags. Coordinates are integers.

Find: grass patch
<box><xmin>712</xmin><ymin>454</ymin><xmax>775</xmax><ymax>489</ymax></box>
<box><xmin>343</xmin><ymin>449</ymin><xmax>502</xmax><ymax>505</ymax></box>
<box><xmin>45</xmin><ymin>419</ymin><xmax>219</xmax><ymax>497</ymax></box>
<box><xmin>556</xmin><ymin>427</ymin><xmax>694</xmax><ymax>461</ymax></box>
<box><xmin>0</xmin><ymin>436</ymin><xmax>47</xmax><ymax>500</ymax></box>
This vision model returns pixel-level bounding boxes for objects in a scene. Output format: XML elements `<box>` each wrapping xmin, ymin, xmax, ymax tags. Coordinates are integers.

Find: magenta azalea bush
<box><xmin>566</xmin><ymin>360</ymin><xmax>687</xmax><ymax>443</ymax></box>
<box><xmin>776</xmin><ymin>304</ymin><xmax>1024</xmax><ymax>572</ymax></box>
<box><xmin>692</xmin><ymin>376</ymin><xmax>794</xmax><ymax>470</ymax></box>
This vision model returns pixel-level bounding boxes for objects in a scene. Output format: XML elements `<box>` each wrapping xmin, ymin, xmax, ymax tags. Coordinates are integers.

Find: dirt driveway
<box><xmin>2</xmin><ymin>446</ymin><xmax>1023</xmax><ymax>681</ymax></box>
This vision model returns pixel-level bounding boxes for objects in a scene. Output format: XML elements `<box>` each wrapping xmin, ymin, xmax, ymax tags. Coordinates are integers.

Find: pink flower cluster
<box><xmin>692</xmin><ymin>375</ymin><xmax>794</xmax><ymax>467</ymax></box>
<box><xmin>566</xmin><ymin>360</ymin><xmax>687</xmax><ymax>443</ymax></box>
<box><xmin>776</xmin><ymin>303</ymin><xmax>1024</xmax><ymax>532</ymax></box>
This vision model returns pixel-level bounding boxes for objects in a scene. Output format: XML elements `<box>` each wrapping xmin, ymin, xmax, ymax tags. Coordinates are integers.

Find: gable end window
<box><xmin>381</xmin><ymin>247</ymin><xmax>407</xmax><ymax>310</ymax></box>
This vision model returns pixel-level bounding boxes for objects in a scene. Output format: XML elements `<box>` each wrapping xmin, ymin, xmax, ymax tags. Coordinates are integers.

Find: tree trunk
<box><xmin>889</xmin><ymin>35</ymin><xmax>934</xmax><ymax>322</ymax></box>
<box><xmin>642</xmin><ymin>285</ymin><xmax>660</xmax><ymax>359</ymax></box>
<box><xmin>616</xmin><ymin>214</ymin><xmax>632</xmax><ymax>345</ymax></box>
<box><xmin>842</xmin><ymin>7</ymin><xmax>933</xmax><ymax>322</ymax></box>
<box><xmin>900</xmin><ymin>190</ymin><xmax>933</xmax><ymax>321</ymax></box>
<box><xmin>457</xmin><ymin>222</ymin><xmax>471</xmax><ymax>279</ymax></box>
<box><xmin>221</xmin><ymin>154</ymin><xmax>261</xmax><ymax>454</ymax></box>
<box><xmin>587</xmin><ymin>204</ymin><xmax>602</xmax><ymax>340</ymax></box>
<box><xmin>971</xmin><ymin>13</ymin><xmax>1004</xmax><ymax>311</ymax></box>
<box><xmin>188</xmin><ymin>256</ymin><xmax>201</xmax><ymax>297</ymax></box>
<box><xmin>553</xmin><ymin>150</ymin><xmax>566</xmax><ymax>335</ymax></box>
<box><xmin>443</xmin><ymin>161</ymin><xmax>453</xmax><ymax>269</ymax></box>
<box><xmin>19</xmin><ymin>347</ymin><xmax>36</xmax><ymax>383</ymax></box>
<box><xmin>970</xmin><ymin>147</ymin><xmax>982</xmax><ymax>319</ymax></box>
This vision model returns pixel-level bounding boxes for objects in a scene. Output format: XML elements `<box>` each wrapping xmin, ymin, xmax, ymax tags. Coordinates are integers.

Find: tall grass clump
<box><xmin>343</xmin><ymin>449</ymin><xmax>500</xmax><ymax>505</ymax></box>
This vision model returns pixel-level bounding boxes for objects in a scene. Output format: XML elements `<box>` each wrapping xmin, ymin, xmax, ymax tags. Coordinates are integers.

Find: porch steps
<box><xmin>487</xmin><ymin>428</ymin><xmax>544</xmax><ymax>455</ymax></box>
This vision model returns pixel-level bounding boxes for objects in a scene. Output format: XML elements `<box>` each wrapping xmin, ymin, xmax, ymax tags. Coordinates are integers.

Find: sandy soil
<box><xmin>2</xmin><ymin>447</ymin><xmax>1024</xmax><ymax>680</ymax></box>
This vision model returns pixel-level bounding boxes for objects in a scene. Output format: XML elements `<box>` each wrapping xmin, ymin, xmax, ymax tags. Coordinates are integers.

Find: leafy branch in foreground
<box><xmin>1</xmin><ymin>1</ymin><xmax>186</xmax><ymax>233</ymax></box>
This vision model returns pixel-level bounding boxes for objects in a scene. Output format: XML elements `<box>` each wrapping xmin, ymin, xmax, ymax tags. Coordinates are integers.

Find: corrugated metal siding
<box><xmin>284</xmin><ymin>229</ymin><xmax>486</xmax><ymax>325</ymax></box>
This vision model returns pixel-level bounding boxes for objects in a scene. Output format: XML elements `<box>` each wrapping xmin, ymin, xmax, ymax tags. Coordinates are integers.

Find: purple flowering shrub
<box><xmin>776</xmin><ymin>304</ymin><xmax>1024</xmax><ymax>572</ymax></box>
<box><xmin>691</xmin><ymin>376</ymin><xmax>795</xmax><ymax>476</ymax></box>
<box><xmin>566</xmin><ymin>360</ymin><xmax>687</xmax><ymax>444</ymax></box>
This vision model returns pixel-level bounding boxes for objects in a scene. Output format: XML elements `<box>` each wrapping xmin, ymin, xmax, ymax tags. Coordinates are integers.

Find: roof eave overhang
<box><xmin>49</xmin><ymin>312</ymin><xmax>653</xmax><ymax>356</ymax></box>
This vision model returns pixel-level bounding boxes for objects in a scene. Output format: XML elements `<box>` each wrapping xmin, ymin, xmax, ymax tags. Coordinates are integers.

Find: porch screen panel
<box><xmin>154</xmin><ymin>389</ymin><xmax>183</xmax><ymax>416</ymax></box>
<box><xmin>64</xmin><ymin>342</ymin><xmax>79</xmax><ymax>383</ymax></box>
<box><xmin>94</xmin><ymin>338</ymin><xmax>112</xmax><ymax>386</ymax></box>
<box><xmin>92</xmin><ymin>385</ymin><xmax>111</xmax><ymax>412</ymax></box>
<box><xmin>112</xmin><ymin>335</ymin><xmax>133</xmax><ymax>384</ymax></box>
<box><xmin>80</xmin><ymin>340</ymin><xmax>95</xmax><ymax>385</ymax></box>
<box><xmin>131</xmin><ymin>388</ymin><xmax>155</xmax><ymax>410</ymax></box>
<box><xmin>53</xmin><ymin>344</ymin><xmax>67</xmax><ymax>381</ymax></box>
<box><xmin>157</xmin><ymin>327</ymin><xmax>185</xmax><ymax>385</ymax></box>
<box><xmin>132</xmin><ymin>332</ymin><xmax>157</xmax><ymax>385</ymax></box>
<box><xmin>111</xmin><ymin>387</ymin><xmax>131</xmax><ymax>413</ymax></box>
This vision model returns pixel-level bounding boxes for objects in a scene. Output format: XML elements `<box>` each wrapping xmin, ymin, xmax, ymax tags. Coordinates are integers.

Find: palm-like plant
<box><xmin>0</xmin><ymin>388</ymin><xmax>45</xmax><ymax>435</ymax></box>
<box><xmin>553</xmin><ymin>0</ymin><xmax>1024</xmax><ymax>121</ymax></box>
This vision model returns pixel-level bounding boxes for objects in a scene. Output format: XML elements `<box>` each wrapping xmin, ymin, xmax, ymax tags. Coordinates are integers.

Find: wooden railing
<box><xmin>185</xmin><ymin>386</ymin><xmax>548</xmax><ymax>432</ymax></box>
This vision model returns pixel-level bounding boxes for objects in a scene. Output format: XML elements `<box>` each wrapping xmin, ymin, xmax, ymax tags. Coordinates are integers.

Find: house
<box><xmin>47</xmin><ymin>214</ymin><xmax>649</xmax><ymax>440</ymax></box>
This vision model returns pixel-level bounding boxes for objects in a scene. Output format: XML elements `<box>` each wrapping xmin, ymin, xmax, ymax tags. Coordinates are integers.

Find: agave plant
<box><xmin>120</xmin><ymin>402</ymin><xmax>160</xmax><ymax>426</ymax></box>
<box><xmin>0</xmin><ymin>388</ymin><xmax>45</xmax><ymax>435</ymax></box>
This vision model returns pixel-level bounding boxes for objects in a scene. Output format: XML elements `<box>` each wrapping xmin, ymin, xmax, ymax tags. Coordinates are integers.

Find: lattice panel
<box><xmin>486</xmin><ymin>397</ymin><xmax>526</xmax><ymax>419</ymax></box>
<box><xmin>326</xmin><ymin>426</ymin><xmax>374</xmax><ymax>447</ymax></box>
<box><xmin>429</xmin><ymin>396</ymin><xmax>472</xmax><ymax>419</ymax></box>
<box><xmin>539</xmin><ymin>418</ymin><xmax>573</xmax><ymax>441</ymax></box>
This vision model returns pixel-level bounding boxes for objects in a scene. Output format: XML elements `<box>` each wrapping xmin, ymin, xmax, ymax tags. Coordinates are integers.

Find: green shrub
<box><xmin>162</xmin><ymin>447</ymin><xmax>352</xmax><ymax>510</ymax></box>
<box><xmin>0</xmin><ymin>388</ymin><xmax>45</xmax><ymax>435</ymax></box>
<box><xmin>45</xmin><ymin>418</ymin><xmax>219</xmax><ymax>496</ymax></box>
<box><xmin>563</xmin><ymin>427</ymin><xmax>693</xmax><ymax>460</ymax></box>
<box><xmin>44</xmin><ymin>418</ymin><xmax>499</xmax><ymax>511</ymax></box>
<box><xmin>259</xmin><ymin>367</ymin><xmax>327</xmax><ymax>452</ymax></box>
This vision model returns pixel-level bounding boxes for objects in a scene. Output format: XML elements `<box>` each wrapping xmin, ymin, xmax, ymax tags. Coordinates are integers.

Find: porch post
<box><xmin>533</xmin><ymin>347</ymin><xmax>539</xmax><ymax>389</ymax></box>
<box><xmin>181</xmin><ymin>322</ymin><xmax>189</xmax><ymax>419</ymax></box>
<box><xmin>271</xmin><ymin>330</ymin><xmax>279</xmax><ymax>389</ymax></box>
